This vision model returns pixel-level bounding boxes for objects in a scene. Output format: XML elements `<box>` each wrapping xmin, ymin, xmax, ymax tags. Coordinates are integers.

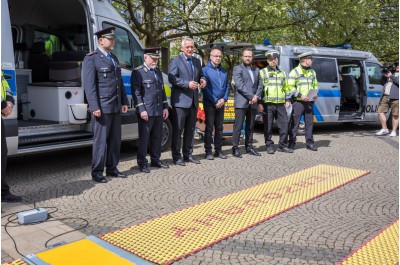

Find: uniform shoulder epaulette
<box><xmin>86</xmin><ymin>51</ymin><xmax>98</xmax><ymax>56</ymax></box>
<box><xmin>135</xmin><ymin>65</ymin><xmax>144</xmax><ymax>70</ymax></box>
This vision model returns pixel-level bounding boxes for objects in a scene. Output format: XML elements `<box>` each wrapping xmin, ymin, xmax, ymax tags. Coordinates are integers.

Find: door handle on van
<box><xmin>368</xmin><ymin>86</ymin><xmax>375</xmax><ymax>89</ymax></box>
<box><xmin>331</xmin><ymin>85</ymin><xmax>338</xmax><ymax>88</ymax></box>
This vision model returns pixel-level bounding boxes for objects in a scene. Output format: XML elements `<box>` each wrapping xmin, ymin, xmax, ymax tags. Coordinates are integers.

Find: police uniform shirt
<box><xmin>82</xmin><ymin>49</ymin><xmax>128</xmax><ymax>114</ymax></box>
<box><xmin>131</xmin><ymin>64</ymin><xmax>167</xmax><ymax>117</ymax></box>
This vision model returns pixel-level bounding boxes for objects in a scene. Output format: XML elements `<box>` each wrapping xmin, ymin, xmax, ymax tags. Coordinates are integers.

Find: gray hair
<box><xmin>181</xmin><ymin>37</ymin><xmax>194</xmax><ymax>47</ymax></box>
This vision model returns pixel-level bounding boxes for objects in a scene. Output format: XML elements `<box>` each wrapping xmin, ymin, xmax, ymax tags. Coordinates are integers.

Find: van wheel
<box><xmin>161</xmin><ymin>118</ymin><xmax>172</xmax><ymax>152</ymax></box>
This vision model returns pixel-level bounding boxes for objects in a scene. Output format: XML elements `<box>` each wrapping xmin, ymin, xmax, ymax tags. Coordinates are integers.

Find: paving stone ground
<box><xmin>1</xmin><ymin>122</ymin><xmax>398</xmax><ymax>264</ymax></box>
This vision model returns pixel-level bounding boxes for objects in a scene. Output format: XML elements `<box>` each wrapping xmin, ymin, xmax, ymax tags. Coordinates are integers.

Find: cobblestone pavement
<box><xmin>2</xmin><ymin>122</ymin><xmax>399</xmax><ymax>264</ymax></box>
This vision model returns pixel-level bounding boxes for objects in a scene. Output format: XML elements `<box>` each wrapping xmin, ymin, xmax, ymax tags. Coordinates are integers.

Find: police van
<box><xmin>199</xmin><ymin>42</ymin><xmax>383</xmax><ymax>125</ymax></box>
<box><xmin>1</xmin><ymin>0</ymin><xmax>172</xmax><ymax>156</ymax></box>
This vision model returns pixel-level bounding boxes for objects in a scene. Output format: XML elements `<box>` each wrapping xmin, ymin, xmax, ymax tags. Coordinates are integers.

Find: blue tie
<box><xmin>187</xmin><ymin>58</ymin><xmax>194</xmax><ymax>78</ymax></box>
<box><xmin>107</xmin><ymin>53</ymin><xmax>114</xmax><ymax>65</ymax></box>
<box><xmin>150</xmin><ymin>69</ymin><xmax>158</xmax><ymax>80</ymax></box>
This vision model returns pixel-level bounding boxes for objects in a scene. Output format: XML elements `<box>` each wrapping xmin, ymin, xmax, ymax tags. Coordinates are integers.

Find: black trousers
<box><xmin>204</xmin><ymin>105</ymin><xmax>224</xmax><ymax>154</ymax></box>
<box><xmin>92</xmin><ymin>113</ymin><xmax>122</xmax><ymax>175</ymax></box>
<box><xmin>171</xmin><ymin>106</ymin><xmax>197</xmax><ymax>161</ymax></box>
<box><xmin>137</xmin><ymin>115</ymin><xmax>163</xmax><ymax>166</ymax></box>
<box><xmin>1</xmin><ymin>118</ymin><xmax>10</xmax><ymax>195</ymax></box>
<box><xmin>232</xmin><ymin>106</ymin><xmax>256</xmax><ymax>149</ymax></box>
<box><xmin>289</xmin><ymin>101</ymin><xmax>314</xmax><ymax>145</ymax></box>
<box><xmin>262</xmin><ymin>103</ymin><xmax>289</xmax><ymax>148</ymax></box>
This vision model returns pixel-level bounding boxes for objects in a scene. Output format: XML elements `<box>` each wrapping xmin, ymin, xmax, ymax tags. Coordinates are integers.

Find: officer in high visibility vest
<box><xmin>258</xmin><ymin>50</ymin><xmax>294</xmax><ymax>154</ymax></box>
<box><xmin>1</xmin><ymin>71</ymin><xmax>22</xmax><ymax>202</ymax></box>
<box><xmin>288</xmin><ymin>52</ymin><xmax>319</xmax><ymax>151</ymax></box>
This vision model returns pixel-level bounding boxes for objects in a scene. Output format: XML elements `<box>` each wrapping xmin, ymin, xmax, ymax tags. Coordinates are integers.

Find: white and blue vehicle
<box><xmin>200</xmin><ymin>42</ymin><xmax>383</xmax><ymax>125</ymax></box>
<box><xmin>1</xmin><ymin>0</ymin><xmax>172</xmax><ymax>156</ymax></box>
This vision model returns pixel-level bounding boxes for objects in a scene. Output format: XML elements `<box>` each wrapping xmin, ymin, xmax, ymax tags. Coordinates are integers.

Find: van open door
<box><xmin>364</xmin><ymin>61</ymin><xmax>383</xmax><ymax>121</ymax></box>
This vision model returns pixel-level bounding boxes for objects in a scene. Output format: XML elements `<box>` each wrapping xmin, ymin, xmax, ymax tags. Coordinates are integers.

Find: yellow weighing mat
<box><xmin>337</xmin><ymin>220</ymin><xmax>399</xmax><ymax>265</ymax></box>
<box><xmin>14</xmin><ymin>236</ymin><xmax>153</xmax><ymax>265</ymax></box>
<box><xmin>102</xmin><ymin>164</ymin><xmax>369</xmax><ymax>264</ymax></box>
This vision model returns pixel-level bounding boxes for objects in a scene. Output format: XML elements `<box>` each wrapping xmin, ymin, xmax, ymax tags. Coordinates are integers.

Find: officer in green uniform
<box><xmin>258</xmin><ymin>50</ymin><xmax>294</xmax><ymax>154</ymax></box>
<box><xmin>288</xmin><ymin>52</ymin><xmax>319</xmax><ymax>151</ymax></box>
<box><xmin>131</xmin><ymin>48</ymin><xmax>169</xmax><ymax>173</ymax></box>
<box><xmin>1</xmin><ymin>71</ymin><xmax>22</xmax><ymax>202</ymax></box>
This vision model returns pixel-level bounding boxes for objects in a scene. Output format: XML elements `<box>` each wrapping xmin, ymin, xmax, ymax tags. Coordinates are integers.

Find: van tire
<box><xmin>161</xmin><ymin>118</ymin><xmax>172</xmax><ymax>152</ymax></box>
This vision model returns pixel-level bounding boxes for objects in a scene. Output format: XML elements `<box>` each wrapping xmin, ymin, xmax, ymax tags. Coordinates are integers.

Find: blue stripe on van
<box><xmin>313</xmin><ymin>103</ymin><xmax>324</xmax><ymax>122</ymax></box>
<box><xmin>2</xmin><ymin>69</ymin><xmax>16</xmax><ymax>95</ymax></box>
<box><xmin>366</xmin><ymin>91</ymin><xmax>381</xmax><ymax>98</ymax></box>
<box><xmin>317</xmin><ymin>90</ymin><xmax>340</xmax><ymax>97</ymax></box>
<box><xmin>122</xmin><ymin>75</ymin><xmax>131</xmax><ymax>96</ymax></box>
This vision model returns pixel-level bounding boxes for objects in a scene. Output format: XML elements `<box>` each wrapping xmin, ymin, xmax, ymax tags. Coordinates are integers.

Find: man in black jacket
<box><xmin>376</xmin><ymin>61</ymin><xmax>399</xmax><ymax>137</ymax></box>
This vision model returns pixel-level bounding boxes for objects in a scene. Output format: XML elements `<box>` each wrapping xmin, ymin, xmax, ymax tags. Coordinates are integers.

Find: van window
<box><xmin>365</xmin><ymin>62</ymin><xmax>382</xmax><ymax>85</ymax></box>
<box><xmin>290</xmin><ymin>58</ymin><xmax>337</xmax><ymax>83</ymax></box>
<box><xmin>103</xmin><ymin>23</ymin><xmax>143</xmax><ymax>69</ymax></box>
<box><xmin>34</xmin><ymin>31</ymin><xmax>61</xmax><ymax>56</ymax></box>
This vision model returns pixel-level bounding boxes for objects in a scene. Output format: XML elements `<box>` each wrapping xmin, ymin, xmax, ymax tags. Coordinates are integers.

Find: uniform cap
<box><xmin>144</xmin><ymin>47</ymin><xmax>161</xmax><ymax>59</ymax></box>
<box><xmin>265</xmin><ymin>50</ymin><xmax>280</xmax><ymax>59</ymax></box>
<box><xmin>94</xmin><ymin>27</ymin><xmax>115</xmax><ymax>39</ymax></box>
<box><xmin>298</xmin><ymin>52</ymin><xmax>314</xmax><ymax>59</ymax></box>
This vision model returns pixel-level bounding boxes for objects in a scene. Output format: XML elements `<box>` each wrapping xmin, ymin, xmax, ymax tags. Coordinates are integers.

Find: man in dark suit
<box><xmin>231</xmin><ymin>48</ymin><xmax>263</xmax><ymax>158</ymax></box>
<box><xmin>82</xmin><ymin>27</ymin><xmax>129</xmax><ymax>183</ymax></box>
<box><xmin>168</xmin><ymin>37</ymin><xmax>206</xmax><ymax>166</ymax></box>
<box><xmin>131</xmin><ymin>48</ymin><xmax>169</xmax><ymax>173</ymax></box>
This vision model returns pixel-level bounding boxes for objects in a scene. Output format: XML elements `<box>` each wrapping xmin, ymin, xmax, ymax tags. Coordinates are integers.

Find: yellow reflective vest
<box><xmin>288</xmin><ymin>64</ymin><xmax>318</xmax><ymax>100</ymax></box>
<box><xmin>259</xmin><ymin>66</ymin><xmax>291</xmax><ymax>103</ymax></box>
<box><xmin>1</xmin><ymin>71</ymin><xmax>11</xmax><ymax>101</ymax></box>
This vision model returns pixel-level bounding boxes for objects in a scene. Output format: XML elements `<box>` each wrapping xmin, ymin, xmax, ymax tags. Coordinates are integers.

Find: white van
<box><xmin>199</xmin><ymin>42</ymin><xmax>384</xmax><ymax>124</ymax></box>
<box><xmin>1</xmin><ymin>0</ymin><xmax>172</xmax><ymax>156</ymax></box>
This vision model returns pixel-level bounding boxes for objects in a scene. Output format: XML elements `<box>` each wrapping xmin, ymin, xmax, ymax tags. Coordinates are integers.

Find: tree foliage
<box><xmin>111</xmin><ymin>0</ymin><xmax>398</xmax><ymax>64</ymax></box>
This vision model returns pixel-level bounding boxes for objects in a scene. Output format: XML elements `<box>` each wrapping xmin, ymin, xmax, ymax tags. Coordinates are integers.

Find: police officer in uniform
<box><xmin>82</xmin><ymin>27</ymin><xmax>129</xmax><ymax>183</ymax></box>
<box><xmin>1</xmin><ymin>72</ymin><xmax>22</xmax><ymax>202</ymax></box>
<box><xmin>131</xmin><ymin>48</ymin><xmax>169</xmax><ymax>173</ymax></box>
<box><xmin>288</xmin><ymin>52</ymin><xmax>318</xmax><ymax>151</ymax></box>
<box><xmin>258</xmin><ymin>50</ymin><xmax>294</xmax><ymax>154</ymax></box>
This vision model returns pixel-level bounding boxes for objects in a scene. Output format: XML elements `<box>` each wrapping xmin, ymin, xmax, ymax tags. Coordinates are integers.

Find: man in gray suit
<box><xmin>231</xmin><ymin>48</ymin><xmax>263</xmax><ymax>158</ymax></box>
<box><xmin>83</xmin><ymin>27</ymin><xmax>129</xmax><ymax>183</ymax></box>
<box><xmin>168</xmin><ymin>37</ymin><xmax>206</xmax><ymax>166</ymax></box>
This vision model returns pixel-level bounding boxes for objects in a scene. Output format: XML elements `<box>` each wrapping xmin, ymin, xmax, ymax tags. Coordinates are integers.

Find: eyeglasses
<box><xmin>211</xmin><ymin>55</ymin><xmax>222</xmax><ymax>58</ymax></box>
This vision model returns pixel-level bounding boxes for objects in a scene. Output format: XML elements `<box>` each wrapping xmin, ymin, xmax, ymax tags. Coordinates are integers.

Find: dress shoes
<box><xmin>246</xmin><ymin>148</ymin><xmax>261</xmax><ymax>156</ymax></box>
<box><xmin>1</xmin><ymin>193</ymin><xmax>22</xmax><ymax>203</ymax></box>
<box><xmin>184</xmin><ymin>155</ymin><xmax>201</xmax><ymax>164</ymax></box>
<box><xmin>206</xmin><ymin>154</ymin><xmax>214</xmax><ymax>160</ymax></box>
<box><xmin>174</xmin><ymin>159</ymin><xmax>186</xmax><ymax>166</ymax></box>
<box><xmin>306</xmin><ymin>143</ymin><xmax>318</xmax><ymax>151</ymax></box>
<box><xmin>266</xmin><ymin>146</ymin><xmax>275</xmax><ymax>154</ymax></box>
<box><xmin>278</xmin><ymin>146</ymin><xmax>294</xmax><ymax>153</ymax></box>
<box><xmin>150</xmin><ymin>161</ymin><xmax>169</xmax><ymax>169</ymax></box>
<box><xmin>92</xmin><ymin>174</ymin><xmax>108</xmax><ymax>183</ymax></box>
<box><xmin>288</xmin><ymin>142</ymin><xmax>296</xmax><ymax>150</ymax></box>
<box><xmin>215</xmin><ymin>151</ymin><xmax>227</xmax><ymax>159</ymax></box>
<box><xmin>232</xmin><ymin>148</ymin><xmax>242</xmax><ymax>158</ymax></box>
<box><xmin>106</xmin><ymin>170</ymin><xmax>127</xmax><ymax>178</ymax></box>
<box><xmin>139</xmin><ymin>165</ymin><xmax>151</xmax><ymax>173</ymax></box>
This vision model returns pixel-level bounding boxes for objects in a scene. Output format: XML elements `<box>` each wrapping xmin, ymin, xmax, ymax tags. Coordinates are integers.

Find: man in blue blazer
<box><xmin>168</xmin><ymin>37</ymin><xmax>206</xmax><ymax>166</ymax></box>
<box><xmin>231</xmin><ymin>48</ymin><xmax>263</xmax><ymax>158</ymax></box>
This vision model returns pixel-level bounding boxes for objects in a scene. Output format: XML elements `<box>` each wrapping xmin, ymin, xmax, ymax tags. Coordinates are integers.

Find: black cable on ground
<box><xmin>1</xmin><ymin>206</ymin><xmax>89</xmax><ymax>258</ymax></box>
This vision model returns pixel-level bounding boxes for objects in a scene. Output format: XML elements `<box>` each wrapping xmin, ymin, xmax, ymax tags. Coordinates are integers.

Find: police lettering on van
<box><xmin>199</xmin><ymin>42</ymin><xmax>383</xmax><ymax>125</ymax></box>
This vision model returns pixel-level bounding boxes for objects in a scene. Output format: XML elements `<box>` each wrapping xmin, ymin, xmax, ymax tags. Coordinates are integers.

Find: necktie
<box><xmin>187</xmin><ymin>58</ymin><xmax>194</xmax><ymax>78</ymax></box>
<box><xmin>150</xmin><ymin>69</ymin><xmax>158</xmax><ymax>80</ymax></box>
<box><xmin>107</xmin><ymin>53</ymin><xmax>114</xmax><ymax>66</ymax></box>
